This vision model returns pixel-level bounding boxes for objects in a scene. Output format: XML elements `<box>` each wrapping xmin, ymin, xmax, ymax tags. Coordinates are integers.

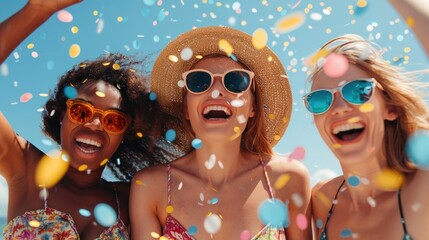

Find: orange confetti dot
<box><xmin>69</xmin><ymin>44</ymin><xmax>81</xmax><ymax>58</ymax></box>
<box><xmin>100</xmin><ymin>158</ymin><xmax>109</xmax><ymax>166</ymax></box>
<box><xmin>136</xmin><ymin>132</ymin><xmax>144</xmax><ymax>138</ymax></box>
<box><xmin>406</xmin><ymin>16</ymin><xmax>415</xmax><ymax>28</ymax></box>
<box><xmin>252</xmin><ymin>28</ymin><xmax>268</xmax><ymax>50</ymax></box>
<box><xmin>218</xmin><ymin>39</ymin><xmax>234</xmax><ymax>56</ymax></box>
<box><xmin>135</xmin><ymin>180</ymin><xmax>143</xmax><ymax>185</ymax></box>
<box><xmin>274</xmin><ymin>135</ymin><xmax>281</xmax><ymax>141</ymax></box>
<box><xmin>359</xmin><ymin>103</ymin><xmax>374</xmax><ymax>112</ymax></box>
<box><xmin>166</xmin><ymin>205</ymin><xmax>174</xmax><ymax>214</ymax></box>
<box><xmin>357</xmin><ymin>0</ymin><xmax>367</xmax><ymax>8</ymax></box>
<box><xmin>274</xmin><ymin>174</ymin><xmax>290</xmax><ymax>189</ymax></box>
<box><xmin>78</xmin><ymin>164</ymin><xmax>88</xmax><ymax>171</ymax></box>
<box><xmin>275</xmin><ymin>12</ymin><xmax>306</xmax><ymax>34</ymax></box>
<box><xmin>168</xmin><ymin>55</ymin><xmax>179</xmax><ymax>62</ymax></box>
<box><xmin>35</xmin><ymin>151</ymin><xmax>70</xmax><ymax>189</ymax></box>
<box><xmin>374</xmin><ymin>169</ymin><xmax>404</xmax><ymax>191</ymax></box>
<box><xmin>71</xmin><ymin>26</ymin><xmax>79</xmax><ymax>34</ymax></box>
<box><xmin>29</xmin><ymin>220</ymin><xmax>41</xmax><ymax>228</ymax></box>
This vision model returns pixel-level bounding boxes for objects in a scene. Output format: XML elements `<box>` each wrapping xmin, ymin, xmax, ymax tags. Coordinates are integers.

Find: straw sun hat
<box><xmin>151</xmin><ymin>26</ymin><xmax>292</xmax><ymax>152</ymax></box>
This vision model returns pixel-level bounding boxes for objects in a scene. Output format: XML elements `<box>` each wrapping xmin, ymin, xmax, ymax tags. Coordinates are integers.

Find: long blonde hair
<box><xmin>309</xmin><ymin>34</ymin><xmax>429</xmax><ymax>173</ymax></box>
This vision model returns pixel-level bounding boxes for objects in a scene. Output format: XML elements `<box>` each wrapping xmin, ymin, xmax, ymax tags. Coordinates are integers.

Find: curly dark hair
<box><xmin>41</xmin><ymin>53</ymin><xmax>179</xmax><ymax>181</ymax></box>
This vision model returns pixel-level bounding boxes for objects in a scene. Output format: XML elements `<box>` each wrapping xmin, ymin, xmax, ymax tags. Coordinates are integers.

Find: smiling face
<box><xmin>60</xmin><ymin>80</ymin><xmax>126</xmax><ymax>170</ymax></box>
<box><xmin>312</xmin><ymin>64</ymin><xmax>398</xmax><ymax>163</ymax></box>
<box><xmin>184</xmin><ymin>56</ymin><xmax>255</xmax><ymax>142</ymax></box>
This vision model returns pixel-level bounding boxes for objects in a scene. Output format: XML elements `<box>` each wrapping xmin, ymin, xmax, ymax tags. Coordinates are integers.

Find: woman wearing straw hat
<box><xmin>307</xmin><ymin>1</ymin><xmax>429</xmax><ymax>240</ymax></box>
<box><xmin>130</xmin><ymin>26</ymin><xmax>311</xmax><ymax>239</ymax></box>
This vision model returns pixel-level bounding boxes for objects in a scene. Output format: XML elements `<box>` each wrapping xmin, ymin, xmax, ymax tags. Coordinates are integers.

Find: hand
<box><xmin>27</xmin><ymin>0</ymin><xmax>83</xmax><ymax>15</ymax></box>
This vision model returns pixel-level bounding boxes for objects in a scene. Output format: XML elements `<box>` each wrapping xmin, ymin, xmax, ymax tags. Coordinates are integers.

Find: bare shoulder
<box><xmin>132</xmin><ymin>163</ymin><xmax>168</xmax><ymax>187</ymax></box>
<box><xmin>267</xmin><ymin>154</ymin><xmax>310</xmax><ymax>180</ymax></box>
<box><xmin>311</xmin><ymin>175</ymin><xmax>344</xmax><ymax>217</ymax></box>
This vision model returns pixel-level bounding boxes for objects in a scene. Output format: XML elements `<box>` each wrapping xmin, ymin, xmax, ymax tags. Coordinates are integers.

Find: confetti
<box><xmin>35</xmin><ymin>151</ymin><xmax>70</xmax><ymax>188</ymax></box>
<box><xmin>69</xmin><ymin>44</ymin><xmax>81</xmax><ymax>58</ymax></box>
<box><xmin>20</xmin><ymin>93</ymin><xmax>33</xmax><ymax>103</ymax></box>
<box><xmin>258</xmin><ymin>198</ymin><xmax>289</xmax><ymax>228</ymax></box>
<box><xmin>323</xmin><ymin>53</ymin><xmax>349</xmax><ymax>78</ymax></box>
<box><xmin>204</xmin><ymin>213</ymin><xmax>222</xmax><ymax>234</ymax></box>
<box><xmin>165</xmin><ymin>129</ymin><xmax>176</xmax><ymax>142</ymax></box>
<box><xmin>406</xmin><ymin>130</ymin><xmax>429</xmax><ymax>169</ymax></box>
<box><xmin>252</xmin><ymin>28</ymin><xmax>268</xmax><ymax>50</ymax></box>
<box><xmin>94</xmin><ymin>203</ymin><xmax>117</xmax><ymax>227</ymax></box>
<box><xmin>192</xmin><ymin>138</ymin><xmax>203</xmax><ymax>149</ymax></box>
<box><xmin>275</xmin><ymin>12</ymin><xmax>306</xmax><ymax>34</ymax></box>
<box><xmin>57</xmin><ymin>10</ymin><xmax>73</xmax><ymax>22</ymax></box>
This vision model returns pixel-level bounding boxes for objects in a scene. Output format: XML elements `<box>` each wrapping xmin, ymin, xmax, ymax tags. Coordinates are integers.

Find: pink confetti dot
<box><xmin>290</xmin><ymin>146</ymin><xmax>306</xmax><ymax>160</ymax></box>
<box><xmin>157</xmin><ymin>0</ymin><xmax>162</xmax><ymax>6</ymax></box>
<box><xmin>296</xmin><ymin>213</ymin><xmax>308</xmax><ymax>230</ymax></box>
<box><xmin>57</xmin><ymin>10</ymin><xmax>73</xmax><ymax>23</ymax></box>
<box><xmin>240</xmin><ymin>230</ymin><xmax>251</xmax><ymax>240</ymax></box>
<box><xmin>31</xmin><ymin>51</ymin><xmax>38</xmax><ymax>58</ymax></box>
<box><xmin>153</xmin><ymin>20</ymin><xmax>158</xmax><ymax>26</ymax></box>
<box><xmin>20</xmin><ymin>93</ymin><xmax>33</xmax><ymax>103</ymax></box>
<box><xmin>323</xmin><ymin>53</ymin><xmax>349</xmax><ymax>78</ymax></box>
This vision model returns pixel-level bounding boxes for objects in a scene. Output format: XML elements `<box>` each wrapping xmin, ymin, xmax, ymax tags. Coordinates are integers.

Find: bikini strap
<box><xmin>322</xmin><ymin>179</ymin><xmax>345</xmax><ymax>237</ymax></box>
<box><xmin>397</xmin><ymin>189</ymin><xmax>411</xmax><ymax>238</ymax></box>
<box><xmin>42</xmin><ymin>187</ymin><xmax>48</xmax><ymax>209</ymax></box>
<box><xmin>167</xmin><ymin>163</ymin><xmax>172</xmax><ymax>205</ymax></box>
<box><xmin>259</xmin><ymin>158</ymin><xmax>274</xmax><ymax>199</ymax></box>
<box><xmin>113</xmin><ymin>185</ymin><xmax>121</xmax><ymax>217</ymax></box>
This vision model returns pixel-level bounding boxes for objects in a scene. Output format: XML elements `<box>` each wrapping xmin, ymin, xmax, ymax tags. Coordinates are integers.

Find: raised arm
<box><xmin>0</xmin><ymin>0</ymin><xmax>82</xmax><ymax>63</ymax></box>
<box><xmin>389</xmin><ymin>0</ymin><xmax>429</xmax><ymax>56</ymax></box>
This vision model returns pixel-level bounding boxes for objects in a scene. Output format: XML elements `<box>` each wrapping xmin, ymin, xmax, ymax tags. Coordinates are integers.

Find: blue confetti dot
<box><xmin>157</xmin><ymin>9</ymin><xmax>166</xmax><ymax>22</ymax></box>
<box><xmin>258</xmin><ymin>198</ymin><xmax>289</xmax><ymax>228</ymax></box>
<box><xmin>141</xmin><ymin>8</ymin><xmax>150</xmax><ymax>16</ymax></box>
<box><xmin>42</xmin><ymin>139</ymin><xmax>53</xmax><ymax>146</ymax></box>
<box><xmin>347</xmin><ymin>176</ymin><xmax>360</xmax><ymax>187</ymax></box>
<box><xmin>64</xmin><ymin>86</ymin><xmax>77</xmax><ymax>99</ymax></box>
<box><xmin>340</xmin><ymin>229</ymin><xmax>352</xmax><ymax>238</ymax></box>
<box><xmin>188</xmin><ymin>225</ymin><xmax>198</xmax><ymax>235</ymax></box>
<box><xmin>47</xmin><ymin>60</ymin><xmax>55</xmax><ymax>70</ymax></box>
<box><xmin>406</xmin><ymin>130</ymin><xmax>429</xmax><ymax>169</ymax></box>
<box><xmin>94</xmin><ymin>203</ymin><xmax>117</xmax><ymax>227</ymax></box>
<box><xmin>210</xmin><ymin>197</ymin><xmax>219</xmax><ymax>204</ymax></box>
<box><xmin>149</xmin><ymin>92</ymin><xmax>157</xmax><ymax>101</ymax></box>
<box><xmin>165</xmin><ymin>129</ymin><xmax>176</xmax><ymax>142</ymax></box>
<box><xmin>79</xmin><ymin>208</ymin><xmax>91</xmax><ymax>217</ymax></box>
<box><xmin>153</xmin><ymin>35</ymin><xmax>160</xmax><ymax>43</ymax></box>
<box><xmin>192</xmin><ymin>138</ymin><xmax>202</xmax><ymax>149</ymax></box>
<box><xmin>316</xmin><ymin>219</ymin><xmax>323</xmax><ymax>229</ymax></box>
<box><xmin>230</xmin><ymin>53</ymin><xmax>238</xmax><ymax>62</ymax></box>
<box><xmin>133</xmin><ymin>40</ymin><xmax>142</xmax><ymax>50</ymax></box>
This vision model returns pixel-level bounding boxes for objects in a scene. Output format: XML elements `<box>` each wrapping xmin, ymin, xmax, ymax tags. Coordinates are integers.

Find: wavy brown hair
<box><xmin>308</xmin><ymin>34</ymin><xmax>429</xmax><ymax>173</ymax></box>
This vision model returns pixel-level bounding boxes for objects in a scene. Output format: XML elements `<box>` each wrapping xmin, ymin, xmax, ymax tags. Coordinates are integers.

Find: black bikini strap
<box><xmin>322</xmin><ymin>179</ymin><xmax>345</xmax><ymax>235</ymax></box>
<box><xmin>397</xmin><ymin>189</ymin><xmax>409</xmax><ymax>235</ymax></box>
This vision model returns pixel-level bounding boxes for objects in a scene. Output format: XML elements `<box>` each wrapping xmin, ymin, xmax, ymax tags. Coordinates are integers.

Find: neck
<box><xmin>340</xmin><ymin>154</ymin><xmax>391</xmax><ymax>207</ymax></box>
<box><xmin>192</xmin><ymin>137</ymin><xmax>254</xmax><ymax>190</ymax></box>
<box><xmin>61</xmin><ymin>165</ymin><xmax>105</xmax><ymax>189</ymax></box>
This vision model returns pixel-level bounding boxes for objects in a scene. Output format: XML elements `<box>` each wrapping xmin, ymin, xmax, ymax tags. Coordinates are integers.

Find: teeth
<box><xmin>332</xmin><ymin>123</ymin><xmax>364</xmax><ymax>135</ymax></box>
<box><xmin>76</xmin><ymin>138</ymin><xmax>102</xmax><ymax>148</ymax></box>
<box><xmin>203</xmin><ymin>105</ymin><xmax>231</xmax><ymax>115</ymax></box>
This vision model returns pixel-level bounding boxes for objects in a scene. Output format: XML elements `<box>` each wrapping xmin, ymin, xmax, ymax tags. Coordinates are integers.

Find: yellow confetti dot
<box><xmin>404</xmin><ymin>56</ymin><xmax>410</xmax><ymax>61</ymax></box>
<box><xmin>274</xmin><ymin>134</ymin><xmax>281</xmax><ymax>141</ymax></box>
<box><xmin>36</xmin><ymin>151</ymin><xmax>70</xmax><ymax>188</ymax></box>
<box><xmin>326</xmin><ymin>28</ymin><xmax>332</xmax><ymax>34</ymax></box>
<box><xmin>349</xmin><ymin>10</ymin><xmax>355</xmax><ymax>15</ymax></box>
<box><xmin>218</xmin><ymin>39</ymin><xmax>234</xmax><ymax>56</ymax></box>
<box><xmin>78</xmin><ymin>164</ymin><xmax>88</xmax><ymax>171</ymax></box>
<box><xmin>347</xmin><ymin>117</ymin><xmax>362</xmax><ymax>123</ymax></box>
<box><xmin>267</xmin><ymin>56</ymin><xmax>273</xmax><ymax>62</ymax></box>
<box><xmin>269</xmin><ymin>114</ymin><xmax>276</xmax><ymax>120</ymax></box>
<box><xmin>348</xmin><ymin>5</ymin><xmax>354</xmax><ymax>10</ymax></box>
<box><xmin>166</xmin><ymin>205</ymin><xmax>174</xmax><ymax>214</ymax></box>
<box><xmin>351</xmin><ymin>19</ymin><xmax>356</xmax><ymax>24</ymax></box>
<box><xmin>316</xmin><ymin>191</ymin><xmax>331</xmax><ymax>207</ymax></box>
<box><xmin>359</xmin><ymin>103</ymin><xmax>374</xmax><ymax>112</ymax></box>
<box><xmin>274</xmin><ymin>174</ymin><xmax>290</xmax><ymax>189</ymax></box>
<box><xmin>277</xmin><ymin>6</ymin><xmax>283</xmax><ymax>12</ymax></box>
<box><xmin>112</xmin><ymin>63</ymin><xmax>120</xmax><ymax>70</ymax></box>
<box><xmin>136</xmin><ymin>132</ymin><xmax>144</xmax><ymax>138</ymax></box>
<box><xmin>374</xmin><ymin>169</ymin><xmax>404</xmax><ymax>191</ymax></box>
<box><xmin>332</xmin><ymin>143</ymin><xmax>342</xmax><ymax>149</ymax></box>
<box><xmin>304</xmin><ymin>8</ymin><xmax>310</xmax><ymax>14</ymax></box>
<box><xmin>216</xmin><ymin>2</ymin><xmax>222</xmax><ymax>7</ymax></box>
<box><xmin>308</xmin><ymin>4</ymin><xmax>313</xmax><ymax>9</ymax></box>
<box><xmin>357</xmin><ymin>0</ymin><xmax>367</xmax><ymax>8</ymax></box>
<box><xmin>168</xmin><ymin>55</ymin><xmax>179</xmax><ymax>62</ymax></box>
<box><xmin>102</xmin><ymin>61</ymin><xmax>111</xmax><ymax>66</ymax></box>
<box><xmin>39</xmin><ymin>93</ymin><xmax>49</xmax><ymax>97</ymax></box>
<box><xmin>27</xmin><ymin>43</ymin><xmax>35</xmax><ymax>49</ymax></box>
<box><xmin>406</xmin><ymin>16</ymin><xmax>415</xmax><ymax>27</ymax></box>
<box><xmin>69</xmin><ymin>44</ymin><xmax>81</xmax><ymax>58</ymax></box>
<box><xmin>93</xmin><ymin>10</ymin><xmax>99</xmax><ymax>16</ymax></box>
<box><xmin>159</xmin><ymin>237</ymin><xmax>169</xmax><ymax>240</ymax></box>
<box><xmin>241</xmin><ymin>20</ymin><xmax>247</xmax><ymax>26</ymax></box>
<box><xmin>117</xmin><ymin>16</ymin><xmax>123</xmax><ymax>22</ymax></box>
<box><xmin>305</xmin><ymin>48</ymin><xmax>329</xmax><ymax>67</ymax></box>
<box><xmin>404</xmin><ymin>47</ymin><xmax>411</xmax><ymax>53</ymax></box>
<box><xmin>71</xmin><ymin>26</ymin><xmax>79</xmax><ymax>34</ymax></box>
<box><xmin>100</xmin><ymin>158</ymin><xmax>109</xmax><ymax>166</ymax></box>
<box><xmin>202</xmin><ymin>0</ymin><xmax>208</xmax><ymax>3</ymax></box>
<box><xmin>135</xmin><ymin>180</ymin><xmax>143</xmax><ymax>185</ymax></box>
<box><xmin>96</xmin><ymin>91</ymin><xmax>106</xmax><ymax>97</ymax></box>
<box><xmin>150</xmin><ymin>232</ymin><xmax>160</xmax><ymax>238</ymax></box>
<box><xmin>29</xmin><ymin>220</ymin><xmax>41</xmax><ymax>228</ymax></box>
<box><xmin>229</xmin><ymin>127</ymin><xmax>241</xmax><ymax>141</ymax></box>
<box><xmin>252</xmin><ymin>28</ymin><xmax>268</xmax><ymax>50</ymax></box>
<box><xmin>275</xmin><ymin>12</ymin><xmax>306</xmax><ymax>34</ymax></box>
<box><xmin>282</xmin><ymin>117</ymin><xmax>288</xmax><ymax>123</ymax></box>
<box><xmin>283</xmin><ymin>41</ymin><xmax>290</xmax><ymax>47</ymax></box>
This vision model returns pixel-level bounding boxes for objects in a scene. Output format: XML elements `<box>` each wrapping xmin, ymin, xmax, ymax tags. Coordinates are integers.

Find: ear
<box><xmin>384</xmin><ymin>105</ymin><xmax>398</xmax><ymax>121</ymax></box>
<box><xmin>248</xmin><ymin>103</ymin><xmax>256</xmax><ymax>118</ymax></box>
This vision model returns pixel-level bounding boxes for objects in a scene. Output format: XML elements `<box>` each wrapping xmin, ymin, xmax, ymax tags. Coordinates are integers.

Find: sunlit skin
<box><xmin>130</xmin><ymin>56</ymin><xmax>311</xmax><ymax>240</ymax></box>
<box><xmin>311</xmin><ymin>65</ymin><xmax>429</xmax><ymax>239</ymax></box>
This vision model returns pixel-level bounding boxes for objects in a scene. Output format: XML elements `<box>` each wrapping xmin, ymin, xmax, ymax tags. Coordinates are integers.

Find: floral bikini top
<box><xmin>2</xmin><ymin>189</ymin><xmax>129</xmax><ymax>240</ymax></box>
<box><xmin>162</xmin><ymin>161</ymin><xmax>286</xmax><ymax>240</ymax></box>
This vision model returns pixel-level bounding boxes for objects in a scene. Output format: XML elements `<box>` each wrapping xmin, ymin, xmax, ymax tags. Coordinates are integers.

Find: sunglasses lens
<box><xmin>102</xmin><ymin>113</ymin><xmax>128</xmax><ymax>133</ymax></box>
<box><xmin>185</xmin><ymin>71</ymin><xmax>212</xmax><ymax>93</ymax></box>
<box><xmin>305</xmin><ymin>90</ymin><xmax>333</xmax><ymax>114</ymax></box>
<box><xmin>68</xmin><ymin>102</ymin><xmax>93</xmax><ymax>123</ymax></box>
<box><xmin>342</xmin><ymin>80</ymin><xmax>374</xmax><ymax>104</ymax></box>
<box><xmin>224</xmin><ymin>71</ymin><xmax>251</xmax><ymax>93</ymax></box>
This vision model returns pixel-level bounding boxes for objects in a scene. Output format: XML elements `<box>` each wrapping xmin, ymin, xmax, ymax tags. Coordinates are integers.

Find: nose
<box><xmin>83</xmin><ymin>115</ymin><xmax>104</xmax><ymax>131</ymax></box>
<box><xmin>211</xmin><ymin>76</ymin><xmax>225</xmax><ymax>96</ymax></box>
<box><xmin>330</xmin><ymin>92</ymin><xmax>352</xmax><ymax>115</ymax></box>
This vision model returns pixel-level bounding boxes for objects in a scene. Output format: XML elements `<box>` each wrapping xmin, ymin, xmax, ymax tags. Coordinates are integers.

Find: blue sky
<box><xmin>0</xmin><ymin>0</ymin><xmax>428</xmax><ymax>222</ymax></box>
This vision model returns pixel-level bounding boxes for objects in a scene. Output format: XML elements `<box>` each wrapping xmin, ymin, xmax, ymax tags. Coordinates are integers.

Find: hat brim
<box><xmin>151</xmin><ymin>26</ymin><xmax>292</xmax><ymax>152</ymax></box>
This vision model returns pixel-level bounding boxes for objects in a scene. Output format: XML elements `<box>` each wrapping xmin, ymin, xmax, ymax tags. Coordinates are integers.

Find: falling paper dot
<box><xmin>94</xmin><ymin>203</ymin><xmax>117</xmax><ymax>227</ymax></box>
<box><xmin>406</xmin><ymin>130</ymin><xmax>429</xmax><ymax>169</ymax></box>
<box><xmin>275</xmin><ymin>12</ymin><xmax>306</xmax><ymax>34</ymax></box>
<box><xmin>188</xmin><ymin>226</ymin><xmax>198</xmax><ymax>235</ymax></box>
<box><xmin>374</xmin><ymin>169</ymin><xmax>404</xmax><ymax>191</ymax></box>
<box><xmin>323</xmin><ymin>53</ymin><xmax>349</xmax><ymax>78</ymax></box>
<box><xmin>71</xmin><ymin>26</ymin><xmax>79</xmax><ymax>34</ymax></box>
<box><xmin>218</xmin><ymin>39</ymin><xmax>234</xmax><ymax>56</ymax></box>
<box><xmin>165</xmin><ymin>129</ymin><xmax>176</xmax><ymax>142</ymax></box>
<box><xmin>20</xmin><ymin>93</ymin><xmax>33</xmax><ymax>103</ymax></box>
<box><xmin>204</xmin><ymin>213</ymin><xmax>222</xmax><ymax>234</ymax></box>
<box><xmin>347</xmin><ymin>175</ymin><xmax>360</xmax><ymax>187</ymax></box>
<box><xmin>79</xmin><ymin>208</ymin><xmax>91</xmax><ymax>217</ymax></box>
<box><xmin>169</xmin><ymin>55</ymin><xmax>179</xmax><ymax>62</ymax></box>
<box><xmin>290</xmin><ymin>146</ymin><xmax>306</xmax><ymax>160</ymax></box>
<box><xmin>340</xmin><ymin>229</ymin><xmax>352</xmax><ymax>238</ymax></box>
<box><xmin>149</xmin><ymin>92</ymin><xmax>157</xmax><ymax>101</ymax></box>
<box><xmin>252</xmin><ymin>28</ymin><xmax>268</xmax><ymax>50</ymax></box>
<box><xmin>57</xmin><ymin>10</ymin><xmax>73</xmax><ymax>22</ymax></box>
<box><xmin>258</xmin><ymin>198</ymin><xmax>289</xmax><ymax>228</ymax></box>
<box><xmin>69</xmin><ymin>44</ymin><xmax>81</xmax><ymax>58</ymax></box>
<box><xmin>296</xmin><ymin>213</ymin><xmax>308</xmax><ymax>230</ymax></box>
<box><xmin>96</xmin><ymin>19</ymin><xmax>105</xmax><ymax>34</ymax></box>
<box><xmin>274</xmin><ymin>174</ymin><xmax>290</xmax><ymax>189</ymax></box>
<box><xmin>1</xmin><ymin>63</ymin><xmax>8</xmax><ymax>76</ymax></box>
<box><xmin>166</xmin><ymin>205</ymin><xmax>174</xmax><ymax>213</ymax></box>
<box><xmin>192</xmin><ymin>138</ymin><xmax>203</xmax><ymax>149</ymax></box>
<box><xmin>64</xmin><ymin>86</ymin><xmax>77</xmax><ymax>99</ymax></box>
<box><xmin>359</xmin><ymin>103</ymin><xmax>374</xmax><ymax>112</ymax></box>
<box><xmin>35</xmin><ymin>151</ymin><xmax>70</xmax><ymax>188</ymax></box>
<box><xmin>181</xmin><ymin>47</ymin><xmax>193</xmax><ymax>61</ymax></box>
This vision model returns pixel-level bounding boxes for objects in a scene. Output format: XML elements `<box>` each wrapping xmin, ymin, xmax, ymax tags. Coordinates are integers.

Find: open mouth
<box><xmin>332</xmin><ymin>122</ymin><xmax>365</xmax><ymax>142</ymax></box>
<box><xmin>202</xmin><ymin>105</ymin><xmax>232</xmax><ymax>120</ymax></box>
<box><xmin>75</xmin><ymin>138</ymin><xmax>103</xmax><ymax>154</ymax></box>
